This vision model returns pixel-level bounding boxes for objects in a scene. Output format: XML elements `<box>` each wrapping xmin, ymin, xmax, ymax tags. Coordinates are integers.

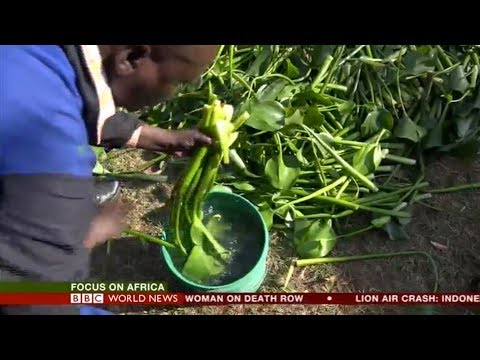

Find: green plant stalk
<box><xmin>294</xmin><ymin>251</ymin><xmax>439</xmax><ymax>292</ymax></box>
<box><xmin>170</xmin><ymin>147</ymin><xmax>209</xmax><ymax>255</ymax></box>
<box><xmin>228</xmin><ymin>45</ymin><xmax>234</xmax><ymax>89</ymax></box>
<box><xmin>311</xmin><ymin>55</ymin><xmax>334</xmax><ymax>89</ymax></box>
<box><xmin>283</xmin><ymin>261</ymin><xmax>296</xmax><ymax>291</ymax></box>
<box><xmin>377</xmin><ymin>165</ymin><xmax>395</xmax><ymax>172</ymax></box>
<box><xmin>384</xmin><ymin>153</ymin><xmax>417</xmax><ymax>166</ymax></box>
<box><xmin>229</xmin><ymin>149</ymin><xmax>260</xmax><ymax>178</ymax></box>
<box><xmin>436</xmin><ymin>45</ymin><xmax>454</xmax><ymax>68</ymax></box>
<box><xmin>332</xmin><ymin>209</ymin><xmax>354</xmax><ymax>219</ymax></box>
<box><xmin>184</xmin><ymin>166</ymin><xmax>204</xmax><ymax>224</ymax></box>
<box><xmin>356</xmin><ymin>182</ymin><xmax>429</xmax><ymax>205</ymax></box>
<box><xmin>320</xmin><ymin>225</ymin><xmax>377</xmax><ymax>241</ymax></box>
<box><xmin>125</xmin><ymin>229</ymin><xmax>176</xmax><ymax>249</ymax></box>
<box><xmin>344</xmin><ymin>131</ymin><xmax>360</xmax><ymax>141</ymax></box>
<box><xmin>380</xmin><ymin>143</ymin><xmax>405</xmax><ymax>150</ymax></box>
<box><xmin>103</xmin><ymin>173</ymin><xmax>168</xmax><ymax>182</ymax></box>
<box><xmin>303</xmin><ymin>126</ymin><xmax>379</xmax><ymax>192</ymax></box>
<box><xmin>413</xmin><ymin>193</ymin><xmax>432</xmax><ymax>202</ymax></box>
<box><xmin>334</xmin><ymin>124</ymin><xmax>356</xmax><ymax>138</ymax></box>
<box><xmin>319</xmin><ymin>46</ymin><xmax>345</xmax><ymax>95</ymax></box>
<box><xmin>334</xmin><ymin>139</ymin><xmax>365</xmax><ymax>148</ymax></box>
<box><xmin>357</xmin><ymin>204</ymin><xmax>410</xmax><ymax>218</ymax></box>
<box><xmin>397</xmin><ymin>176</ymin><xmax>425</xmax><ymax>203</ymax></box>
<box><xmin>295</xmin><ymin>213</ymin><xmax>334</xmax><ymax>219</ymax></box>
<box><xmin>276</xmin><ymin>176</ymin><xmax>348</xmax><ymax>212</ymax></box>
<box><xmin>302</xmin><ymin>195</ymin><xmax>360</xmax><ymax>210</ymax></box>
<box><xmin>135</xmin><ymin>154</ymin><xmax>168</xmax><ymax>172</ymax></box>
<box><xmin>428</xmin><ymin>182</ymin><xmax>480</xmax><ymax>193</ymax></box>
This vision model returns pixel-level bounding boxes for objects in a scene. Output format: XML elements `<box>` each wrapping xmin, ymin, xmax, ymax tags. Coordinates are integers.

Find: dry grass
<box><xmin>90</xmin><ymin>149</ymin><xmax>480</xmax><ymax>315</ymax></box>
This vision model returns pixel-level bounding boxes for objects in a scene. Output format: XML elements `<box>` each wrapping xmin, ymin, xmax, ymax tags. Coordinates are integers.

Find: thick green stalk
<box><xmin>170</xmin><ymin>147</ymin><xmax>209</xmax><ymax>255</ymax></box>
<box><xmin>311</xmin><ymin>55</ymin><xmax>334</xmax><ymax>89</ymax></box>
<box><xmin>429</xmin><ymin>182</ymin><xmax>480</xmax><ymax>193</ymax></box>
<box><xmin>125</xmin><ymin>229</ymin><xmax>176</xmax><ymax>249</ymax></box>
<box><xmin>357</xmin><ymin>204</ymin><xmax>410</xmax><ymax>218</ymax></box>
<box><xmin>135</xmin><ymin>154</ymin><xmax>168</xmax><ymax>172</ymax></box>
<box><xmin>276</xmin><ymin>176</ymin><xmax>348</xmax><ymax>212</ymax></box>
<box><xmin>356</xmin><ymin>182</ymin><xmax>429</xmax><ymax>205</ymax></box>
<box><xmin>384</xmin><ymin>154</ymin><xmax>417</xmax><ymax>166</ymax></box>
<box><xmin>304</xmin><ymin>195</ymin><xmax>360</xmax><ymax>210</ymax></box>
<box><xmin>303</xmin><ymin>126</ymin><xmax>379</xmax><ymax>192</ymax></box>
<box><xmin>103</xmin><ymin>173</ymin><xmax>168</xmax><ymax>182</ymax></box>
<box><xmin>294</xmin><ymin>251</ymin><xmax>439</xmax><ymax>292</ymax></box>
<box><xmin>184</xmin><ymin>166</ymin><xmax>204</xmax><ymax>223</ymax></box>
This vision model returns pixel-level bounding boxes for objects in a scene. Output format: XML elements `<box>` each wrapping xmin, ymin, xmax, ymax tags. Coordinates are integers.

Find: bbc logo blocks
<box><xmin>70</xmin><ymin>293</ymin><xmax>104</xmax><ymax>304</ymax></box>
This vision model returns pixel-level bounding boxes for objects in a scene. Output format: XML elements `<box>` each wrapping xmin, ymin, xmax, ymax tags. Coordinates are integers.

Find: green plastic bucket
<box><xmin>161</xmin><ymin>189</ymin><xmax>269</xmax><ymax>293</ymax></box>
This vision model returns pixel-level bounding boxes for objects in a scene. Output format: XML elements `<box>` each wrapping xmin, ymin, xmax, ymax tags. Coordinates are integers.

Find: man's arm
<box><xmin>99</xmin><ymin>111</ymin><xmax>212</xmax><ymax>156</ymax></box>
<box><xmin>0</xmin><ymin>45</ymin><xmax>108</xmax><ymax>283</ymax></box>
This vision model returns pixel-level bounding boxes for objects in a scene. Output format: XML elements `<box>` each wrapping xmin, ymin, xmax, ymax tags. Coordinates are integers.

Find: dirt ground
<box><xmin>90</xmin><ymin>149</ymin><xmax>480</xmax><ymax>315</ymax></box>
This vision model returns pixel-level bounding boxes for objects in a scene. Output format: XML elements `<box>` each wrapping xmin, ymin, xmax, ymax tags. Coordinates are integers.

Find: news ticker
<box><xmin>0</xmin><ymin>281</ymin><xmax>479</xmax><ymax>306</ymax></box>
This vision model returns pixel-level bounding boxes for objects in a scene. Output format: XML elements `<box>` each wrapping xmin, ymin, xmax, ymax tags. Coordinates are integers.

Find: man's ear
<box><xmin>114</xmin><ymin>45</ymin><xmax>152</xmax><ymax>76</ymax></box>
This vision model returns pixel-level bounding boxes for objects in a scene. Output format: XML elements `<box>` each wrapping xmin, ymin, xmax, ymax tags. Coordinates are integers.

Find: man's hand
<box><xmin>136</xmin><ymin>125</ymin><xmax>212</xmax><ymax>157</ymax></box>
<box><xmin>83</xmin><ymin>199</ymin><xmax>130</xmax><ymax>249</ymax></box>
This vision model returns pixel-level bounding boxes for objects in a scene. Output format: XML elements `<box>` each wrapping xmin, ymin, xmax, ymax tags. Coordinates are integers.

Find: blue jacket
<box><xmin>0</xmin><ymin>45</ymin><xmax>142</xmax><ymax>282</ymax></box>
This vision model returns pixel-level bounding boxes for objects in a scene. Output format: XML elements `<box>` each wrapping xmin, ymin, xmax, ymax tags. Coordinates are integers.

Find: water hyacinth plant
<box><xmin>123</xmin><ymin>45</ymin><xmax>479</xmax><ymax>287</ymax></box>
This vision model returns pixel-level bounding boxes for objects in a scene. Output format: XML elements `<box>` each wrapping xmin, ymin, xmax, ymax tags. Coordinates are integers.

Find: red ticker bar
<box><xmin>0</xmin><ymin>293</ymin><xmax>479</xmax><ymax>306</ymax></box>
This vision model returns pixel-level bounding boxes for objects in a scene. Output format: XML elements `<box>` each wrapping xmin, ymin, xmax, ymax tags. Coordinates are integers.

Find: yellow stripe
<box><xmin>80</xmin><ymin>45</ymin><xmax>116</xmax><ymax>145</ymax></box>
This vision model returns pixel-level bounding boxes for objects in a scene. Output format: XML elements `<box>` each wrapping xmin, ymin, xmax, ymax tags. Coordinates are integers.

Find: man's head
<box><xmin>99</xmin><ymin>45</ymin><xmax>218</xmax><ymax>111</ymax></box>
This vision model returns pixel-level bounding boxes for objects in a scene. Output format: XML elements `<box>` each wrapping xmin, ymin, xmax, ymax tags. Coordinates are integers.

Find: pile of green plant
<box><xmin>138</xmin><ymin>45</ymin><xmax>478</xmax><ymax>260</ymax></box>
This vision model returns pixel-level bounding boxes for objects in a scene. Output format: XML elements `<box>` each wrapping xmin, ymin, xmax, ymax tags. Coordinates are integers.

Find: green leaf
<box><xmin>383</xmin><ymin>221</ymin><xmax>409</xmax><ymax>241</ymax></box>
<box><xmin>245</xmin><ymin>100</ymin><xmax>286</xmax><ymax>131</ymax></box>
<box><xmin>448</xmin><ymin>66</ymin><xmax>470</xmax><ymax>93</ymax></box>
<box><xmin>394</xmin><ymin>114</ymin><xmax>428</xmax><ymax>143</ymax></box>
<box><xmin>278</xmin><ymin>85</ymin><xmax>300</xmax><ymax>102</ymax></box>
<box><xmin>339</xmin><ymin>100</ymin><xmax>355</xmax><ymax>116</ymax></box>
<box><xmin>455</xmin><ymin>114</ymin><xmax>476</xmax><ymax>138</ymax></box>
<box><xmin>423</xmin><ymin>125</ymin><xmax>444</xmax><ymax>149</ymax></box>
<box><xmin>293</xmin><ymin>90</ymin><xmax>333</xmax><ymax>107</ymax></box>
<box><xmin>403</xmin><ymin>51</ymin><xmax>436</xmax><ymax>76</ymax></box>
<box><xmin>361</xmin><ymin>108</ymin><xmax>393</xmax><ymax>137</ymax></box>
<box><xmin>371</xmin><ymin>216</ymin><xmax>391</xmax><ymax>228</ymax></box>
<box><xmin>232</xmin><ymin>182</ymin><xmax>256</xmax><ymax>192</ymax></box>
<box><xmin>285</xmin><ymin>109</ymin><xmax>304</xmax><ymax>126</ymax></box>
<box><xmin>181</xmin><ymin>245</ymin><xmax>225</xmax><ymax>284</ymax></box>
<box><xmin>205</xmin><ymin>214</ymin><xmax>232</xmax><ymax>240</ymax></box>
<box><xmin>257</xmin><ymin>202</ymin><xmax>274</xmax><ymax>230</ymax></box>
<box><xmin>398</xmin><ymin>206</ymin><xmax>413</xmax><ymax>226</ymax></box>
<box><xmin>210</xmin><ymin>185</ymin><xmax>233</xmax><ymax>193</ymax></box>
<box><xmin>91</xmin><ymin>146</ymin><xmax>109</xmax><ymax>175</ymax></box>
<box><xmin>295</xmin><ymin>143</ymin><xmax>309</xmax><ymax>165</ymax></box>
<box><xmin>190</xmin><ymin>220</ymin><xmax>205</xmax><ymax>246</ymax></box>
<box><xmin>285</xmin><ymin>59</ymin><xmax>300</xmax><ymax>79</ymax></box>
<box><xmin>310</xmin><ymin>45</ymin><xmax>335</xmax><ymax>67</ymax></box>
<box><xmin>352</xmin><ymin>144</ymin><xmax>383</xmax><ymax>175</ymax></box>
<box><xmin>246</xmin><ymin>46</ymin><xmax>272</xmax><ymax>76</ymax></box>
<box><xmin>265</xmin><ymin>156</ymin><xmax>300</xmax><ymax>191</ymax></box>
<box><xmin>303</xmin><ymin>106</ymin><xmax>325</xmax><ymax>127</ymax></box>
<box><xmin>256</xmin><ymin>79</ymin><xmax>288</xmax><ymax>102</ymax></box>
<box><xmin>443</xmin><ymin>138</ymin><xmax>480</xmax><ymax>159</ymax></box>
<box><xmin>474</xmin><ymin>89</ymin><xmax>480</xmax><ymax>109</ymax></box>
<box><xmin>293</xmin><ymin>219</ymin><xmax>336</xmax><ymax>258</ymax></box>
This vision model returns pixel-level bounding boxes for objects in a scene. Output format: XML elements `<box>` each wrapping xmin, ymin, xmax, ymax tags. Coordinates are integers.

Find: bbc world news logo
<box><xmin>70</xmin><ymin>293</ymin><xmax>104</xmax><ymax>304</ymax></box>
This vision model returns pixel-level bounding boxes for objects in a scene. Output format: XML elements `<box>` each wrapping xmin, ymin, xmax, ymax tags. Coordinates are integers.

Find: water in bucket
<box><xmin>168</xmin><ymin>194</ymin><xmax>265</xmax><ymax>287</ymax></box>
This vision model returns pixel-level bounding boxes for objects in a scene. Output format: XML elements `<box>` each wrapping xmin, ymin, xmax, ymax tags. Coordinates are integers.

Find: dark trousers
<box><xmin>0</xmin><ymin>269</ymin><xmax>81</xmax><ymax>315</ymax></box>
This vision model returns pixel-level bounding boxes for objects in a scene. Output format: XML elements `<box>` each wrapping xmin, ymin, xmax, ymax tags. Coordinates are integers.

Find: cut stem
<box><xmin>429</xmin><ymin>182</ymin><xmax>480</xmax><ymax>194</ymax></box>
<box><xmin>125</xmin><ymin>229</ymin><xmax>176</xmax><ymax>249</ymax></box>
<box><xmin>294</xmin><ymin>251</ymin><xmax>439</xmax><ymax>292</ymax></box>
